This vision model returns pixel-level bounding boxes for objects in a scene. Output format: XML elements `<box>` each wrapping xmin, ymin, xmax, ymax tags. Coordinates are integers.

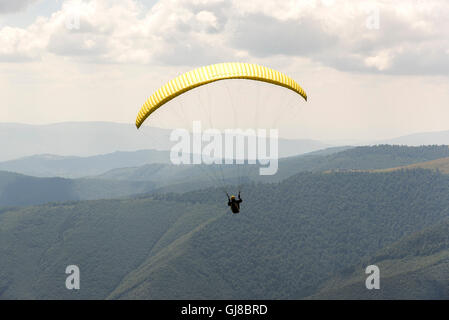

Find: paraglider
<box><xmin>227</xmin><ymin>192</ymin><xmax>243</xmax><ymax>214</ymax></box>
<box><xmin>135</xmin><ymin>62</ymin><xmax>307</xmax><ymax>213</ymax></box>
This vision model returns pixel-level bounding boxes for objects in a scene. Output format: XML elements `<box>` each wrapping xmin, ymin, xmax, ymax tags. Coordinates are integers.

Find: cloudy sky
<box><xmin>1</xmin><ymin>0</ymin><xmax>448</xmax><ymax>141</ymax></box>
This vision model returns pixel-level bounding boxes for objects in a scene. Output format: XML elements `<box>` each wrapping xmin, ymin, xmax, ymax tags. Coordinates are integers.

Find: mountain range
<box><xmin>1</xmin><ymin>167</ymin><xmax>449</xmax><ymax>299</ymax></box>
<box><xmin>2</xmin><ymin>145</ymin><xmax>449</xmax><ymax>207</ymax></box>
<box><xmin>0</xmin><ymin>122</ymin><xmax>330</xmax><ymax>162</ymax></box>
<box><xmin>2</xmin><ymin>121</ymin><xmax>449</xmax><ymax>299</ymax></box>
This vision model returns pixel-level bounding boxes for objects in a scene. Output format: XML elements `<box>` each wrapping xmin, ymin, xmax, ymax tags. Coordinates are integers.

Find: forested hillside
<box><xmin>2</xmin><ymin>145</ymin><xmax>449</xmax><ymax>207</ymax></box>
<box><xmin>1</xmin><ymin>168</ymin><xmax>449</xmax><ymax>299</ymax></box>
<box><xmin>98</xmin><ymin>145</ymin><xmax>449</xmax><ymax>185</ymax></box>
<box><xmin>0</xmin><ymin>150</ymin><xmax>171</xmax><ymax>178</ymax></box>
<box><xmin>273</xmin><ymin>145</ymin><xmax>449</xmax><ymax>181</ymax></box>
<box><xmin>311</xmin><ymin>218</ymin><xmax>449</xmax><ymax>299</ymax></box>
<box><xmin>0</xmin><ymin>171</ymin><xmax>158</xmax><ymax>206</ymax></box>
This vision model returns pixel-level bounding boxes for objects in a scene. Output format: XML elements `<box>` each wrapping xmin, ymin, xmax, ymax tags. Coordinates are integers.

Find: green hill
<box><xmin>273</xmin><ymin>145</ymin><xmax>449</xmax><ymax>180</ymax></box>
<box><xmin>0</xmin><ymin>171</ymin><xmax>159</xmax><ymax>206</ymax></box>
<box><xmin>98</xmin><ymin>145</ymin><xmax>449</xmax><ymax>185</ymax></box>
<box><xmin>310</xmin><ymin>219</ymin><xmax>449</xmax><ymax>299</ymax></box>
<box><xmin>3</xmin><ymin>145</ymin><xmax>448</xmax><ymax>207</ymax></box>
<box><xmin>110</xmin><ymin>169</ymin><xmax>449</xmax><ymax>299</ymax></box>
<box><xmin>0</xmin><ymin>198</ymin><xmax>223</xmax><ymax>299</ymax></box>
<box><xmin>2</xmin><ymin>168</ymin><xmax>449</xmax><ymax>299</ymax></box>
<box><xmin>0</xmin><ymin>150</ymin><xmax>171</xmax><ymax>178</ymax></box>
<box><xmin>372</xmin><ymin>156</ymin><xmax>449</xmax><ymax>174</ymax></box>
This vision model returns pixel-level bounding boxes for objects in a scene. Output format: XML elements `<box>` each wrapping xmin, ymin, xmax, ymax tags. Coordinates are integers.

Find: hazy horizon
<box><xmin>2</xmin><ymin>120</ymin><xmax>449</xmax><ymax>144</ymax></box>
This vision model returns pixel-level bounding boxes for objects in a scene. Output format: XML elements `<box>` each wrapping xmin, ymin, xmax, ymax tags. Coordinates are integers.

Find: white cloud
<box><xmin>0</xmin><ymin>0</ymin><xmax>447</xmax><ymax>74</ymax></box>
<box><xmin>0</xmin><ymin>16</ymin><xmax>49</xmax><ymax>61</ymax></box>
<box><xmin>228</xmin><ymin>0</ymin><xmax>449</xmax><ymax>75</ymax></box>
<box><xmin>364</xmin><ymin>50</ymin><xmax>393</xmax><ymax>71</ymax></box>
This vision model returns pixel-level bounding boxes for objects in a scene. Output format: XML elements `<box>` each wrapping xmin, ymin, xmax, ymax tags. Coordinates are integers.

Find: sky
<box><xmin>0</xmin><ymin>0</ymin><xmax>448</xmax><ymax>141</ymax></box>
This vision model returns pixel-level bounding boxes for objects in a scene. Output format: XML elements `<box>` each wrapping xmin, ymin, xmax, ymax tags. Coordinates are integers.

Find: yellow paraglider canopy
<box><xmin>136</xmin><ymin>62</ymin><xmax>307</xmax><ymax>128</ymax></box>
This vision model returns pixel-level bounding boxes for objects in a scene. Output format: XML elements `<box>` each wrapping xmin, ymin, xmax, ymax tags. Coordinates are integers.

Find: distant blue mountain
<box><xmin>0</xmin><ymin>170</ymin><xmax>158</xmax><ymax>206</ymax></box>
<box><xmin>0</xmin><ymin>122</ymin><xmax>173</xmax><ymax>161</ymax></box>
<box><xmin>0</xmin><ymin>150</ymin><xmax>171</xmax><ymax>178</ymax></box>
<box><xmin>378</xmin><ymin>130</ymin><xmax>449</xmax><ymax>146</ymax></box>
<box><xmin>0</xmin><ymin>122</ymin><xmax>331</xmax><ymax>177</ymax></box>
